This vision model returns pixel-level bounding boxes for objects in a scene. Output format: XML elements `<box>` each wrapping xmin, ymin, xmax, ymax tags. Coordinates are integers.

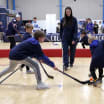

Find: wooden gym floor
<box><xmin>0</xmin><ymin>58</ymin><xmax>104</xmax><ymax>104</ymax></box>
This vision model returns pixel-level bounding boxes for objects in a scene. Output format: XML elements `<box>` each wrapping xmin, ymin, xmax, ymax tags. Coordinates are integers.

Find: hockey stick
<box><xmin>39</xmin><ymin>62</ymin><xmax>54</xmax><ymax>79</ymax></box>
<box><xmin>0</xmin><ymin>67</ymin><xmax>20</xmax><ymax>84</ymax></box>
<box><xmin>57</xmin><ymin>69</ymin><xmax>90</xmax><ymax>84</ymax></box>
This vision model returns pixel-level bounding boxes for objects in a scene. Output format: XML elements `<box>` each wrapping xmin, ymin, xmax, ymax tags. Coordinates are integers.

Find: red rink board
<box><xmin>0</xmin><ymin>49</ymin><xmax>91</xmax><ymax>58</ymax></box>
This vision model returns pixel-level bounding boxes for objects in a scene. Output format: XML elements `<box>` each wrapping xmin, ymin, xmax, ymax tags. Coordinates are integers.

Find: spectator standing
<box><xmin>101</xmin><ymin>21</ymin><xmax>104</xmax><ymax>33</ymax></box>
<box><xmin>0</xmin><ymin>21</ymin><xmax>4</xmax><ymax>42</ymax></box>
<box><xmin>82</xmin><ymin>18</ymin><xmax>88</xmax><ymax>31</ymax></box>
<box><xmin>93</xmin><ymin>21</ymin><xmax>99</xmax><ymax>34</ymax></box>
<box><xmin>6</xmin><ymin>14</ymin><xmax>22</xmax><ymax>49</ymax></box>
<box><xmin>32</xmin><ymin>17</ymin><xmax>40</xmax><ymax>32</ymax></box>
<box><xmin>86</xmin><ymin>18</ymin><xmax>94</xmax><ymax>34</ymax></box>
<box><xmin>98</xmin><ymin>21</ymin><xmax>102</xmax><ymax>34</ymax></box>
<box><xmin>56</xmin><ymin>23</ymin><xmax>60</xmax><ymax>33</ymax></box>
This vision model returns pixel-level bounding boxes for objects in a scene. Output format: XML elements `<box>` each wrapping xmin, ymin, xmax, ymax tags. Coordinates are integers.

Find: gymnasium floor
<box><xmin>0</xmin><ymin>42</ymin><xmax>103</xmax><ymax>104</ymax></box>
<box><xmin>0</xmin><ymin>58</ymin><xmax>104</xmax><ymax>104</ymax></box>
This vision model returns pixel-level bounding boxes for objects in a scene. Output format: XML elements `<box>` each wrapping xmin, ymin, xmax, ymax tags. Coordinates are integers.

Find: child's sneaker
<box><xmin>37</xmin><ymin>82</ymin><xmax>50</xmax><ymax>90</ymax></box>
<box><xmin>26</xmin><ymin>69</ymin><xmax>32</xmax><ymax>73</ymax></box>
<box><xmin>93</xmin><ymin>79</ymin><xmax>102</xmax><ymax>87</ymax></box>
<box><xmin>63</xmin><ymin>66</ymin><xmax>68</xmax><ymax>71</ymax></box>
<box><xmin>70</xmin><ymin>64</ymin><xmax>73</xmax><ymax>68</ymax></box>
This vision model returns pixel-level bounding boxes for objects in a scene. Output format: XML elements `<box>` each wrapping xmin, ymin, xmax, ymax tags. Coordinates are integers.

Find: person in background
<box><xmin>6</xmin><ymin>14</ymin><xmax>22</xmax><ymax>49</ymax></box>
<box><xmin>101</xmin><ymin>21</ymin><xmax>104</xmax><ymax>33</ymax></box>
<box><xmin>60</xmin><ymin>7</ymin><xmax>78</xmax><ymax>71</ymax></box>
<box><xmin>82</xmin><ymin>18</ymin><xmax>88</xmax><ymax>31</ymax></box>
<box><xmin>93</xmin><ymin>21</ymin><xmax>99</xmax><ymax>34</ymax></box>
<box><xmin>56</xmin><ymin>23</ymin><xmax>60</xmax><ymax>33</ymax></box>
<box><xmin>80</xmin><ymin>31</ymin><xmax>89</xmax><ymax>49</ymax></box>
<box><xmin>86</xmin><ymin>18</ymin><xmax>94</xmax><ymax>34</ymax></box>
<box><xmin>32</xmin><ymin>17</ymin><xmax>40</xmax><ymax>32</ymax></box>
<box><xmin>98</xmin><ymin>21</ymin><xmax>102</xmax><ymax>34</ymax></box>
<box><xmin>0</xmin><ymin>21</ymin><xmax>4</xmax><ymax>42</ymax></box>
<box><xmin>20</xmin><ymin>23</ymin><xmax>33</xmax><ymax>73</ymax></box>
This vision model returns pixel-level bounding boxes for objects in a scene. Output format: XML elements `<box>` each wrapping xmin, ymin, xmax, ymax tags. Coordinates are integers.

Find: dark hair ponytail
<box><xmin>63</xmin><ymin>7</ymin><xmax>73</xmax><ymax>27</ymax></box>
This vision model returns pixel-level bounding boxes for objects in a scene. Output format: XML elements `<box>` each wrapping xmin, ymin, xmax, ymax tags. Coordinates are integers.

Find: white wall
<box><xmin>0</xmin><ymin>0</ymin><xmax>6</xmax><ymax>8</ymax></box>
<box><xmin>0</xmin><ymin>0</ymin><xmax>13</xmax><ymax>9</ymax></box>
<box><xmin>15</xmin><ymin>0</ymin><xmax>103</xmax><ymax>20</ymax></box>
<box><xmin>15</xmin><ymin>0</ymin><xmax>59</xmax><ymax>20</ymax></box>
<box><xmin>63</xmin><ymin>0</ymin><xmax>103</xmax><ymax>20</ymax></box>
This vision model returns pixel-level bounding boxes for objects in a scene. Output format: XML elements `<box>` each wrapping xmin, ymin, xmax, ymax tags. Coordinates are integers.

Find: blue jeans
<box><xmin>62</xmin><ymin>41</ymin><xmax>77</xmax><ymax>67</ymax></box>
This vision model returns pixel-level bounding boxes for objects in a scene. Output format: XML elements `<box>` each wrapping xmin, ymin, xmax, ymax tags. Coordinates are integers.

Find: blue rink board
<box><xmin>3</xmin><ymin>33</ymin><xmax>104</xmax><ymax>42</ymax></box>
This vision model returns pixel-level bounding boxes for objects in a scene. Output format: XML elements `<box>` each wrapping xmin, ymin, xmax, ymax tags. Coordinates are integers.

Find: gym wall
<box><xmin>0</xmin><ymin>0</ymin><xmax>6</xmax><ymax>7</ymax></box>
<box><xmin>63</xmin><ymin>0</ymin><xmax>103</xmax><ymax>20</ymax></box>
<box><xmin>15</xmin><ymin>0</ymin><xmax>103</xmax><ymax>20</ymax></box>
<box><xmin>8</xmin><ymin>0</ymin><xmax>13</xmax><ymax>10</ymax></box>
<box><xmin>0</xmin><ymin>0</ymin><xmax>13</xmax><ymax>9</ymax></box>
<box><xmin>0</xmin><ymin>0</ymin><xmax>102</xmax><ymax>20</ymax></box>
<box><xmin>15</xmin><ymin>0</ymin><xmax>59</xmax><ymax>20</ymax></box>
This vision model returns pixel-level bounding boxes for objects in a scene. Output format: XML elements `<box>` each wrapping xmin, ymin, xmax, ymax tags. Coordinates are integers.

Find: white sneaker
<box><xmin>26</xmin><ymin>70</ymin><xmax>32</xmax><ymax>73</ymax></box>
<box><xmin>37</xmin><ymin>82</ymin><xmax>50</xmax><ymax>90</ymax></box>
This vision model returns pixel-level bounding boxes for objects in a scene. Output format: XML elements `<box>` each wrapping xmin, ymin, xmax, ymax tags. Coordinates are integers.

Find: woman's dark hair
<box><xmin>33</xmin><ymin>30</ymin><xmax>45</xmax><ymax>40</ymax></box>
<box><xmin>63</xmin><ymin>7</ymin><xmax>73</xmax><ymax>26</ymax></box>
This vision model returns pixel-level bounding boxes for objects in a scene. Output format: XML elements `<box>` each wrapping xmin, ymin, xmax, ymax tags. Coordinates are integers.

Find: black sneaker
<box><xmin>63</xmin><ymin>66</ymin><xmax>68</xmax><ymax>71</ymax></box>
<box><xmin>98</xmin><ymin>78</ymin><xmax>103</xmax><ymax>83</ymax></box>
<box><xmin>93</xmin><ymin>79</ymin><xmax>102</xmax><ymax>87</ymax></box>
<box><xmin>70</xmin><ymin>64</ymin><xmax>73</xmax><ymax>68</ymax></box>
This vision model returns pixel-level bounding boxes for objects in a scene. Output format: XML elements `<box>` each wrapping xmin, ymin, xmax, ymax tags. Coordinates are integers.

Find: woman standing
<box><xmin>60</xmin><ymin>7</ymin><xmax>78</xmax><ymax>71</ymax></box>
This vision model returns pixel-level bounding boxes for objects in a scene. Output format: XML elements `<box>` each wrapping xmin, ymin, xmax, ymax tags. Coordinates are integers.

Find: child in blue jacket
<box><xmin>0</xmin><ymin>31</ymin><xmax>58</xmax><ymax>90</ymax></box>
<box><xmin>86</xmin><ymin>18</ymin><xmax>94</xmax><ymax>34</ymax></box>
<box><xmin>20</xmin><ymin>23</ymin><xmax>33</xmax><ymax>72</ymax></box>
<box><xmin>80</xmin><ymin>31</ymin><xmax>89</xmax><ymax>48</ymax></box>
<box><xmin>88</xmin><ymin>36</ymin><xmax>104</xmax><ymax>86</ymax></box>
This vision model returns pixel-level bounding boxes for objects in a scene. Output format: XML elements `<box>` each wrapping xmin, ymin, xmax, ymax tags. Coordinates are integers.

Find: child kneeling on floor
<box><xmin>80</xmin><ymin>31</ymin><xmax>89</xmax><ymax>49</ymax></box>
<box><xmin>0</xmin><ymin>31</ymin><xmax>58</xmax><ymax>90</ymax></box>
<box><xmin>88</xmin><ymin>35</ymin><xmax>104</xmax><ymax>86</ymax></box>
<box><xmin>20</xmin><ymin>23</ymin><xmax>33</xmax><ymax>73</ymax></box>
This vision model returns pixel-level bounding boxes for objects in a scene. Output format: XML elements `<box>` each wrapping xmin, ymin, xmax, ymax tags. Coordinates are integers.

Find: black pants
<box><xmin>8</xmin><ymin>37</ymin><xmax>16</xmax><ymax>49</ymax></box>
<box><xmin>94</xmin><ymin>29</ymin><xmax>98</xmax><ymax>34</ymax></box>
<box><xmin>90</xmin><ymin>61</ymin><xmax>103</xmax><ymax>80</ymax></box>
<box><xmin>62</xmin><ymin>41</ymin><xmax>77</xmax><ymax>67</ymax></box>
<box><xmin>21</xmin><ymin>64</ymin><xmax>30</xmax><ymax>71</ymax></box>
<box><xmin>81</xmin><ymin>43</ymin><xmax>89</xmax><ymax>49</ymax></box>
